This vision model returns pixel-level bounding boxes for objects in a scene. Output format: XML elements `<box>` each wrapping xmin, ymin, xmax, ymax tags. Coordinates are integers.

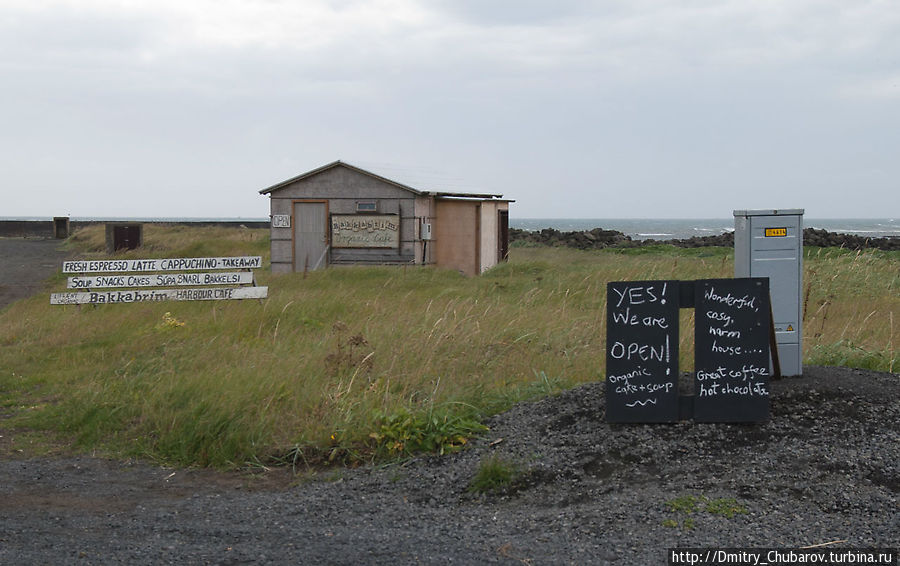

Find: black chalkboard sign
<box><xmin>694</xmin><ymin>278</ymin><xmax>771</xmax><ymax>423</ymax></box>
<box><xmin>606</xmin><ymin>280</ymin><xmax>680</xmax><ymax>423</ymax></box>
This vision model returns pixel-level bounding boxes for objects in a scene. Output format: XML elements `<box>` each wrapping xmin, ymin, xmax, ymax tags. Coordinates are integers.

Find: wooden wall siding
<box><xmin>267</xmin><ymin>165</ymin><xmax>420</xmax><ymax>271</ymax></box>
<box><xmin>476</xmin><ymin>201</ymin><xmax>509</xmax><ymax>274</ymax></box>
<box><xmin>434</xmin><ymin>200</ymin><xmax>479</xmax><ymax>277</ymax></box>
<box><xmin>265</xmin><ymin>163</ymin><xmax>509</xmax><ymax>274</ymax></box>
<box><xmin>293</xmin><ymin>201</ymin><xmax>328</xmax><ymax>272</ymax></box>
<box><xmin>269</xmin><ymin>167</ymin><xmax>415</xmax><ymax>200</ymax></box>
<box><xmin>414</xmin><ymin>195</ymin><xmax>436</xmax><ymax>265</ymax></box>
<box><xmin>478</xmin><ymin>203</ymin><xmax>498</xmax><ymax>273</ymax></box>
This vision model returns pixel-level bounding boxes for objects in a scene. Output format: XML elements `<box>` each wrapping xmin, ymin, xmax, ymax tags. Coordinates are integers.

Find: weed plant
<box><xmin>0</xmin><ymin>226</ymin><xmax>896</xmax><ymax>468</ymax></box>
<box><xmin>468</xmin><ymin>456</ymin><xmax>520</xmax><ymax>494</ymax></box>
<box><xmin>663</xmin><ymin>493</ymin><xmax>748</xmax><ymax>529</ymax></box>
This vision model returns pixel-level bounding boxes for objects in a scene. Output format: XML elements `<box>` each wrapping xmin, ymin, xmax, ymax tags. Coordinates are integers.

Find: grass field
<box><xmin>1</xmin><ymin>225</ymin><xmax>896</xmax><ymax>469</ymax></box>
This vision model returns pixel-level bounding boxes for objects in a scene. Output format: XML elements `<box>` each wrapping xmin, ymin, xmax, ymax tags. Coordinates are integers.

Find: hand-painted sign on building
<box><xmin>330</xmin><ymin>215</ymin><xmax>399</xmax><ymax>248</ymax></box>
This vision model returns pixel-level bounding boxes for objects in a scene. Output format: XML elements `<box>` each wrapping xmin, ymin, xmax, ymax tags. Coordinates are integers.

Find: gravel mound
<box><xmin>1</xmin><ymin>365</ymin><xmax>897</xmax><ymax>565</ymax></box>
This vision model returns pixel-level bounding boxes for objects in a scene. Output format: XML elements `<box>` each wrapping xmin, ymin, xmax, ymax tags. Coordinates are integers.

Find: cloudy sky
<box><xmin>2</xmin><ymin>0</ymin><xmax>898</xmax><ymax>219</ymax></box>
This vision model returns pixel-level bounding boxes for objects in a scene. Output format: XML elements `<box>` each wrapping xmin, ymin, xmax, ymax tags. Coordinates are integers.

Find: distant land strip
<box><xmin>0</xmin><ymin>219</ymin><xmax>269</xmax><ymax>239</ymax></box>
<box><xmin>509</xmin><ymin>227</ymin><xmax>900</xmax><ymax>251</ymax></box>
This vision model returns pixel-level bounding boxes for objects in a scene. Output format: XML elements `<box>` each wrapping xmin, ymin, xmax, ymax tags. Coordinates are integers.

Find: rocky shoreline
<box><xmin>510</xmin><ymin>227</ymin><xmax>900</xmax><ymax>251</ymax></box>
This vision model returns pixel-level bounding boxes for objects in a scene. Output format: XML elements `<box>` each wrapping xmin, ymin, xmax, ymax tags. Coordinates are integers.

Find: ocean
<box><xmin>3</xmin><ymin>216</ymin><xmax>898</xmax><ymax>241</ymax></box>
<box><xmin>511</xmin><ymin>218</ymin><xmax>900</xmax><ymax>241</ymax></box>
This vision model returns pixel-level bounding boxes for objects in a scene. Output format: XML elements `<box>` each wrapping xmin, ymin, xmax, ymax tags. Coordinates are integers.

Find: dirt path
<box><xmin>0</xmin><ymin>238</ymin><xmax>74</xmax><ymax>311</ymax></box>
<box><xmin>0</xmin><ymin>366</ymin><xmax>897</xmax><ymax>565</ymax></box>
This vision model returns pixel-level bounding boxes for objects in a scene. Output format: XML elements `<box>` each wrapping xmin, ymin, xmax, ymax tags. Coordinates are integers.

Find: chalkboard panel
<box><xmin>694</xmin><ymin>278</ymin><xmax>771</xmax><ymax>423</ymax></box>
<box><xmin>606</xmin><ymin>280</ymin><xmax>680</xmax><ymax>423</ymax></box>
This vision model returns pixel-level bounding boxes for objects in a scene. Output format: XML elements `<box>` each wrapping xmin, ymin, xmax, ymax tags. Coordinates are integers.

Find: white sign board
<box><xmin>62</xmin><ymin>256</ymin><xmax>262</xmax><ymax>274</ymax></box>
<box><xmin>330</xmin><ymin>215</ymin><xmax>399</xmax><ymax>248</ymax></box>
<box><xmin>51</xmin><ymin>286</ymin><xmax>268</xmax><ymax>305</ymax></box>
<box><xmin>67</xmin><ymin>272</ymin><xmax>254</xmax><ymax>289</ymax></box>
<box><xmin>53</xmin><ymin>255</ymin><xmax>266</xmax><ymax>305</ymax></box>
<box><xmin>272</xmin><ymin>215</ymin><xmax>290</xmax><ymax>228</ymax></box>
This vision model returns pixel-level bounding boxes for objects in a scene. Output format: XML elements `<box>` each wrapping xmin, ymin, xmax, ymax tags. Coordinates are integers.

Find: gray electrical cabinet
<box><xmin>733</xmin><ymin>209</ymin><xmax>804</xmax><ymax>377</ymax></box>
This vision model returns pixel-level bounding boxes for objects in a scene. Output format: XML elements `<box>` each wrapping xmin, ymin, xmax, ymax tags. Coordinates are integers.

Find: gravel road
<box><xmin>1</xmin><ymin>366</ymin><xmax>897</xmax><ymax>565</ymax></box>
<box><xmin>0</xmin><ymin>238</ymin><xmax>73</xmax><ymax>311</ymax></box>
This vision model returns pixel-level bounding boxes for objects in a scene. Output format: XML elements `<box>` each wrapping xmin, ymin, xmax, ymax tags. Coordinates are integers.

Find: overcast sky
<box><xmin>2</xmin><ymin>1</ymin><xmax>898</xmax><ymax>219</ymax></box>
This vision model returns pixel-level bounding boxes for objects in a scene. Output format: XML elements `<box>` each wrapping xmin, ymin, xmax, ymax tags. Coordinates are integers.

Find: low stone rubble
<box><xmin>510</xmin><ymin>226</ymin><xmax>899</xmax><ymax>251</ymax></box>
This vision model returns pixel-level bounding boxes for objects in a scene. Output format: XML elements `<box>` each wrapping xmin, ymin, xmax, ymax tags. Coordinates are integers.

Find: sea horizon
<box><xmin>511</xmin><ymin>218</ymin><xmax>900</xmax><ymax>240</ymax></box>
<box><xmin>2</xmin><ymin>216</ymin><xmax>897</xmax><ymax>241</ymax></box>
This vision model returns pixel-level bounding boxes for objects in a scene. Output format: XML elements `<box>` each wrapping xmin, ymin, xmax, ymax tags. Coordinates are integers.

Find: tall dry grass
<box><xmin>0</xmin><ymin>229</ymin><xmax>895</xmax><ymax>469</ymax></box>
<box><xmin>802</xmin><ymin>247</ymin><xmax>899</xmax><ymax>372</ymax></box>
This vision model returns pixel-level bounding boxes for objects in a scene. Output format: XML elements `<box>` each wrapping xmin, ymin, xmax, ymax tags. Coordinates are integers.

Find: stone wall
<box><xmin>0</xmin><ymin>220</ymin><xmax>269</xmax><ymax>239</ymax></box>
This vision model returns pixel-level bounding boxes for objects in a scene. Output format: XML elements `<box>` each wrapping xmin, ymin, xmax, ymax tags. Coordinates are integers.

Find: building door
<box><xmin>498</xmin><ymin>209</ymin><xmax>509</xmax><ymax>262</ymax></box>
<box><xmin>53</xmin><ymin>217</ymin><xmax>69</xmax><ymax>239</ymax></box>
<box><xmin>113</xmin><ymin>225</ymin><xmax>141</xmax><ymax>251</ymax></box>
<box><xmin>293</xmin><ymin>201</ymin><xmax>328</xmax><ymax>271</ymax></box>
<box><xmin>434</xmin><ymin>200</ymin><xmax>479</xmax><ymax>276</ymax></box>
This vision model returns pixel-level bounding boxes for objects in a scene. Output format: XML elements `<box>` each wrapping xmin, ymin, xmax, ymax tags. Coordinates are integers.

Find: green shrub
<box><xmin>369</xmin><ymin>405</ymin><xmax>487</xmax><ymax>459</ymax></box>
<box><xmin>808</xmin><ymin>340</ymin><xmax>895</xmax><ymax>372</ymax></box>
<box><xmin>704</xmin><ymin>497</ymin><xmax>748</xmax><ymax>519</ymax></box>
<box><xmin>663</xmin><ymin>494</ymin><xmax>748</xmax><ymax>528</ymax></box>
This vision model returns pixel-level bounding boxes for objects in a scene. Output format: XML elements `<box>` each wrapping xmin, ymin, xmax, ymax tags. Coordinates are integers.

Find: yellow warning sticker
<box><xmin>765</xmin><ymin>227</ymin><xmax>787</xmax><ymax>237</ymax></box>
<box><xmin>786</xmin><ymin>324</ymin><xmax>794</xmax><ymax>332</ymax></box>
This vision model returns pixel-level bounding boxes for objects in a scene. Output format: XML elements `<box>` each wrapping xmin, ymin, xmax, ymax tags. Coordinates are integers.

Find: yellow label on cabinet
<box><xmin>765</xmin><ymin>227</ymin><xmax>787</xmax><ymax>237</ymax></box>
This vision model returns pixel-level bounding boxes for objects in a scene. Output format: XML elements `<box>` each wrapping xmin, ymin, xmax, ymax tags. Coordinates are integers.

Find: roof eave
<box><xmin>428</xmin><ymin>191</ymin><xmax>507</xmax><ymax>200</ymax></box>
<box><xmin>259</xmin><ymin>160</ymin><xmax>426</xmax><ymax>196</ymax></box>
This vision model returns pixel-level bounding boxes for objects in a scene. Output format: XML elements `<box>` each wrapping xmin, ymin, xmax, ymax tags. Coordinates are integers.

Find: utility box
<box><xmin>733</xmin><ymin>209</ymin><xmax>803</xmax><ymax>376</ymax></box>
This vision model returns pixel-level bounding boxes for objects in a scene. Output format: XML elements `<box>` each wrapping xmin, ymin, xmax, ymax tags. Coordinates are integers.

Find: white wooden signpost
<box><xmin>67</xmin><ymin>272</ymin><xmax>255</xmax><ymax>289</ymax></box>
<box><xmin>61</xmin><ymin>256</ymin><xmax>263</xmax><ymax>273</ymax></box>
<box><xmin>50</xmin><ymin>256</ymin><xmax>268</xmax><ymax>305</ymax></box>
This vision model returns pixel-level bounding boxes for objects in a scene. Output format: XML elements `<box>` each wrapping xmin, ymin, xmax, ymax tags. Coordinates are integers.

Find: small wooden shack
<box><xmin>259</xmin><ymin>161</ymin><xmax>512</xmax><ymax>276</ymax></box>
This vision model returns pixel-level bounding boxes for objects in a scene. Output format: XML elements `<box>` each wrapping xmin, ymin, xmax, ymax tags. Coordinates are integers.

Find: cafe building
<box><xmin>259</xmin><ymin>161</ymin><xmax>512</xmax><ymax>276</ymax></box>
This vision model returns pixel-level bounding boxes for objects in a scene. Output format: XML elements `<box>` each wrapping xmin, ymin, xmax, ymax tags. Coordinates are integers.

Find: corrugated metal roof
<box><xmin>433</xmin><ymin>192</ymin><xmax>514</xmax><ymax>201</ymax></box>
<box><xmin>258</xmin><ymin>160</ymin><xmax>505</xmax><ymax>200</ymax></box>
